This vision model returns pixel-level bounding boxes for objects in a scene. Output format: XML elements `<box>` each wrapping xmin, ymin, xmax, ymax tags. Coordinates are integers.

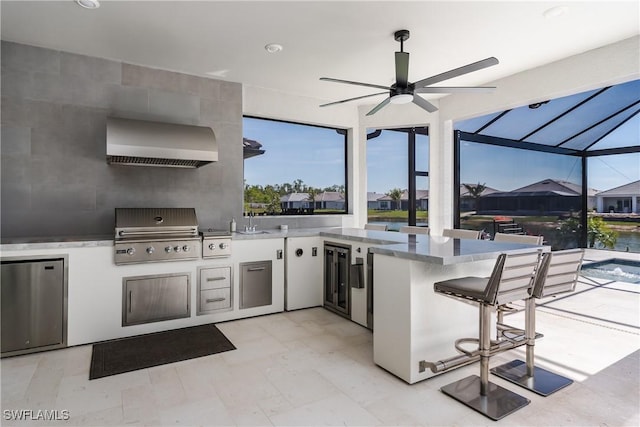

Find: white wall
<box><xmin>242</xmin><ymin>36</ymin><xmax>639</xmax><ymax>232</ymax></box>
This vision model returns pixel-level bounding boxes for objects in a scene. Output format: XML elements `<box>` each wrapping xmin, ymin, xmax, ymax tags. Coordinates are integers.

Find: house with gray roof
<box><xmin>595</xmin><ymin>180</ymin><xmax>640</xmax><ymax>213</ymax></box>
<box><xmin>280</xmin><ymin>191</ymin><xmax>345</xmax><ymax>213</ymax></box>
<box><xmin>367</xmin><ymin>192</ymin><xmax>388</xmax><ymax>210</ymax></box>
<box><xmin>478</xmin><ymin>179</ymin><xmax>598</xmax><ymax>214</ymax></box>
<box><xmin>377</xmin><ymin>190</ymin><xmax>429</xmax><ymax>211</ymax></box>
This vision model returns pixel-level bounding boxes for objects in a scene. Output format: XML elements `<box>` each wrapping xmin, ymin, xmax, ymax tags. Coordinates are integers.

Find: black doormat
<box><xmin>89</xmin><ymin>323</ymin><xmax>235</xmax><ymax>380</ymax></box>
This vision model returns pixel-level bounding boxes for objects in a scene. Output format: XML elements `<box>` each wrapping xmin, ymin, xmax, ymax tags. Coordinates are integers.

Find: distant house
<box><xmin>280</xmin><ymin>192</ymin><xmax>310</xmax><ymax>210</ymax></box>
<box><xmin>315</xmin><ymin>191</ymin><xmax>345</xmax><ymax>210</ymax></box>
<box><xmin>377</xmin><ymin>190</ymin><xmax>429</xmax><ymax>210</ymax></box>
<box><xmin>460</xmin><ymin>184</ymin><xmax>500</xmax><ymax>212</ymax></box>
<box><xmin>595</xmin><ymin>180</ymin><xmax>640</xmax><ymax>213</ymax></box>
<box><xmin>367</xmin><ymin>192</ymin><xmax>387</xmax><ymax>210</ymax></box>
<box><xmin>280</xmin><ymin>191</ymin><xmax>345</xmax><ymax>212</ymax></box>
<box><xmin>478</xmin><ymin>179</ymin><xmax>597</xmax><ymax>214</ymax></box>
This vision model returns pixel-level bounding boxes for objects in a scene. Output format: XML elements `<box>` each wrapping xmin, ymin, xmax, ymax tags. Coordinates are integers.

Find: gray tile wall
<box><xmin>1</xmin><ymin>41</ymin><xmax>243</xmax><ymax>238</ymax></box>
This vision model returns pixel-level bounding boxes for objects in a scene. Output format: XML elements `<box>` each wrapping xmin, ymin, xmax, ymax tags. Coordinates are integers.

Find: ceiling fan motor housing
<box><xmin>394</xmin><ymin>30</ymin><xmax>410</xmax><ymax>43</ymax></box>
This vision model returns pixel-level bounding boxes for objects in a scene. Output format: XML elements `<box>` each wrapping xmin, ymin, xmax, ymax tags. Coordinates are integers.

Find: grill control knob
<box><xmin>174</xmin><ymin>246</ymin><xmax>182</xmax><ymax>252</ymax></box>
<box><xmin>182</xmin><ymin>245</ymin><xmax>191</xmax><ymax>252</ymax></box>
<box><xmin>208</xmin><ymin>243</ymin><xmax>216</xmax><ymax>250</ymax></box>
<box><xmin>126</xmin><ymin>248</ymin><xmax>136</xmax><ymax>256</ymax></box>
<box><xmin>146</xmin><ymin>246</ymin><xmax>155</xmax><ymax>254</ymax></box>
<box><xmin>219</xmin><ymin>243</ymin><xmax>229</xmax><ymax>250</ymax></box>
<box><xmin>165</xmin><ymin>246</ymin><xmax>173</xmax><ymax>253</ymax></box>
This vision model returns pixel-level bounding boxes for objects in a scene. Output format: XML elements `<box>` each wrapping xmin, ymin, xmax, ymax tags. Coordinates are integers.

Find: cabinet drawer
<box><xmin>199</xmin><ymin>267</ymin><xmax>231</xmax><ymax>290</ymax></box>
<box><xmin>199</xmin><ymin>288</ymin><xmax>231</xmax><ymax>312</ymax></box>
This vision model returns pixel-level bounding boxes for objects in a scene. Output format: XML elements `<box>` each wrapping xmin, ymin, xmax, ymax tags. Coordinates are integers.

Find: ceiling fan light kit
<box><xmin>320</xmin><ymin>29</ymin><xmax>499</xmax><ymax>115</ymax></box>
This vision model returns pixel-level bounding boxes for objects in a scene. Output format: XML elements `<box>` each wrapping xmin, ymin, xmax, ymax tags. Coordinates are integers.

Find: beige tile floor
<box><xmin>1</xmin><ymin>250</ymin><xmax>639</xmax><ymax>426</ymax></box>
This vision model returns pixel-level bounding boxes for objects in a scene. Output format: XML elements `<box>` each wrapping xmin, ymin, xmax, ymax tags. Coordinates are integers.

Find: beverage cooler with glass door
<box><xmin>323</xmin><ymin>243</ymin><xmax>351</xmax><ymax>318</ymax></box>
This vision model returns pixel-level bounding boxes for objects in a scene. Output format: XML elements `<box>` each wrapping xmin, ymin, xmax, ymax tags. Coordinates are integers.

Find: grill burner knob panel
<box><xmin>174</xmin><ymin>246</ymin><xmax>182</xmax><ymax>252</ymax></box>
<box><xmin>126</xmin><ymin>248</ymin><xmax>135</xmax><ymax>256</ymax></box>
<box><xmin>146</xmin><ymin>246</ymin><xmax>155</xmax><ymax>254</ymax></box>
<box><xmin>165</xmin><ymin>246</ymin><xmax>173</xmax><ymax>253</ymax></box>
<box><xmin>208</xmin><ymin>243</ymin><xmax>216</xmax><ymax>250</ymax></box>
<box><xmin>182</xmin><ymin>245</ymin><xmax>191</xmax><ymax>252</ymax></box>
<box><xmin>219</xmin><ymin>243</ymin><xmax>229</xmax><ymax>249</ymax></box>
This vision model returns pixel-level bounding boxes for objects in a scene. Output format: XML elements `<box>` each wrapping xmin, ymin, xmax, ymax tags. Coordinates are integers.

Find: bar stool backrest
<box><xmin>443</xmin><ymin>228</ymin><xmax>480</xmax><ymax>239</ymax></box>
<box><xmin>399</xmin><ymin>225</ymin><xmax>430</xmax><ymax>234</ymax></box>
<box><xmin>486</xmin><ymin>251</ymin><xmax>541</xmax><ymax>306</ymax></box>
<box><xmin>364</xmin><ymin>223</ymin><xmax>388</xmax><ymax>231</ymax></box>
<box><xmin>494</xmin><ymin>233</ymin><xmax>543</xmax><ymax>245</ymax></box>
<box><xmin>531</xmin><ymin>249</ymin><xmax>584</xmax><ymax>299</ymax></box>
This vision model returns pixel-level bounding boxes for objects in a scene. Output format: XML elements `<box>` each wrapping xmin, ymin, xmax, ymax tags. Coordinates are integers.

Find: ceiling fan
<box><xmin>319</xmin><ymin>30</ymin><xmax>499</xmax><ymax>116</ymax></box>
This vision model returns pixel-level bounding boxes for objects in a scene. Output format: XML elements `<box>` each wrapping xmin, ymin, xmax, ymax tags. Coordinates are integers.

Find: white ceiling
<box><xmin>1</xmin><ymin>1</ymin><xmax>639</xmax><ymax>107</ymax></box>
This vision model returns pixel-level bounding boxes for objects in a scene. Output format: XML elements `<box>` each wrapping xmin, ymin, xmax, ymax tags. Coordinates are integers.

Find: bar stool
<box><xmin>491</xmin><ymin>249</ymin><xmax>584</xmax><ymax>396</ymax></box>
<box><xmin>443</xmin><ymin>228</ymin><xmax>480</xmax><ymax>239</ymax></box>
<box><xmin>399</xmin><ymin>225</ymin><xmax>429</xmax><ymax>234</ymax></box>
<box><xmin>433</xmin><ymin>250</ymin><xmax>541</xmax><ymax>420</ymax></box>
<box><xmin>364</xmin><ymin>223</ymin><xmax>388</xmax><ymax>231</ymax></box>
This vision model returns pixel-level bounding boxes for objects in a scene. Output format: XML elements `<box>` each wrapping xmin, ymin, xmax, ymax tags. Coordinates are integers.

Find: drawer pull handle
<box><xmin>206</xmin><ymin>297</ymin><xmax>226</xmax><ymax>303</ymax></box>
<box><xmin>206</xmin><ymin>276</ymin><xmax>227</xmax><ymax>281</ymax></box>
<box><xmin>247</xmin><ymin>267</ymin><xmax>266</xmax><ymax>272</ymax></box>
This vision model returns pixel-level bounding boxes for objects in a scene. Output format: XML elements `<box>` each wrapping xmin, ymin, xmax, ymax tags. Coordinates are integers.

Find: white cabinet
<box><xmin>285</xmin><ymin>236</ymin><xmax>322</xmax><ymax>310</ymax></box>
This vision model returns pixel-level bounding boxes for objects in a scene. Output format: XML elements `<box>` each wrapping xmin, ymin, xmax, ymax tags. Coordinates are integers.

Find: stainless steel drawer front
<box><xmin>200</xmin><ymin>267</ymin><xmax>231</xmax><ymax>290</ymax></box>
<box><xmin>240</xmin><ymin>261</ymin><xmax>272</xmax><ymax>309</ymax></box>
<box><xmin>199</xmin><ymin>288</ymin><xmax>231</xmax><ymax>312</ymax></box>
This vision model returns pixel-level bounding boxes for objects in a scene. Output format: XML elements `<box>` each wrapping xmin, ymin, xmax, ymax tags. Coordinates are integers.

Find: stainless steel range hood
<box><xmin>107</xmin><ymin>117</ymin><xmax>217</xmax><ymax>168</ymax></box>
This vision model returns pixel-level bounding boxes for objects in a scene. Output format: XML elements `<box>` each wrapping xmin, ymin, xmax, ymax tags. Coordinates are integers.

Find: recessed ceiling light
<box><xmin>76</xmin><ymin>0</ymin><xmax>100</xmax><ymax>9</ymax></box>
<box><xmin>543</xmin><ymin>6</ymin><xmax>569</xmax><ymax>19</ymax></box>
<box><xmin>264</xmin><ymin>43</ymin><xmax>283</xmax><ymax>54</ymax></box>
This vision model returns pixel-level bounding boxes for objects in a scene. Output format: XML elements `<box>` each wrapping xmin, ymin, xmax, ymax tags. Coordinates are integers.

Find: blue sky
<box><xmin>244</xmin><ymin>117</ymin><xmax>638</xmax><ymax>195</ymax></box>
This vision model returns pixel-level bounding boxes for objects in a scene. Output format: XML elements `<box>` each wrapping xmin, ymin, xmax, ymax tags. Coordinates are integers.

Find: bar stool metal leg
<box><xmin>440</xmin><ymin>304</ymin><xmax>530</xmax><ymax>421</ymax></box>
<box><xmin>491</xmin><ymin>297</ymin><xmax>573</xmax><ymax>396</ymax></box>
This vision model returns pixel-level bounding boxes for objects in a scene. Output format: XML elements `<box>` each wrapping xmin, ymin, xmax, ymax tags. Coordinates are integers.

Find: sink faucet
<box><xmin>245</xmin><ymin>212</ymin><xmax>256</xmax><ymax>232</ymax></box>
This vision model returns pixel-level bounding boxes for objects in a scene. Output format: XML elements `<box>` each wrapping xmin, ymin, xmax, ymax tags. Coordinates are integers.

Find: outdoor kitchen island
<box><xmin>368</xmin><ymin>235</ymin><xmax>547</xmax><ymax>384</ymax></box>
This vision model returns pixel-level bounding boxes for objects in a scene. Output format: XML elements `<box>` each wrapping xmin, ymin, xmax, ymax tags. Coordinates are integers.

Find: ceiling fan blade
<box><xmin>320</xmin><ymin>77</ymin><xmax>390</xmax><ymax>91</ymax></box>
<box><xmin>415</xmin><ymin>86</ymin><xmax>496</xmax><ymax>93</ymax></box>
<box><xmin>412</xmin><ymin>95</ymin><xmax>438</xmax><ymax>113</ymax></box>
<box><xmin>395</xmin><ymin>52</ymin><xmax>409</xmax><ymax>87</ymax></box>
<box><xmin>319</xmin><ymin>92</ymin><xmax>388</xmax><ymax>108</ymax></box>
<box><xmin>412</xmin><ymin>57</ymin><xmax>499</xmax><ymax>88</ymax></box>
<box><xmin>366</xmin><ymin>97</ymin><xmax>391</xmax><ymax>116</ymax></box>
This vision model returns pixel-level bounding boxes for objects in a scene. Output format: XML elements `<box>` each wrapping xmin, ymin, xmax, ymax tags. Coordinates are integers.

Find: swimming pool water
<box><xmin>581</xmin><ymin>258</ymin><xmax>640</xmax><ymax>284</ymax></box>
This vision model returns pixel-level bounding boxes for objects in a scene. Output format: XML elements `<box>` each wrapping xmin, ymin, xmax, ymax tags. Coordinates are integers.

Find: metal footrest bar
<box><xmin>491</xmin><ymin>359</ymin><xmax>573</xmax><ymax>396</ymax></box>
<box><xmin>420</xmin><ymin>333</ymin><xmax>529</xmax><ymax>374</ymax></box>
<box><xmin>440</xmin><ymin>375</ymin><xmax>530</xmax><ymax>421</ymax></box>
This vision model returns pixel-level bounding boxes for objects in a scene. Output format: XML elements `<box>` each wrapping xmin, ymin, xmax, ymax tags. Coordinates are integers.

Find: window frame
<box><xmin>242</xmin><ymin>115</ymin><xmax>349</xmax><ymax>215</ymax></box>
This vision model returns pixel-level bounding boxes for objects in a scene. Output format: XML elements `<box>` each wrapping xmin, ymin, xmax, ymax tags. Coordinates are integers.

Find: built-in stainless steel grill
<box><xmin>114</xmin><ymin>208</ymin><xmax>201</xmax><ymax>265</ymax></box>
<box><xmin>200</xmin><ymin>230</ymin><xmax>232</xmax><ymax>259</ymax></box>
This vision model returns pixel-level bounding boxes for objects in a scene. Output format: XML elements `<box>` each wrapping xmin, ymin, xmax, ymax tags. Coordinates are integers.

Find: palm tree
<box><xmin>463</xmin><ymin>182</ymin><xmax>487</xmax><ymax>211</ymax></box>
<box><xmin>388</xmin><ymin>188</ymin><xmax>403</xmax><ymax>210</ymax></box>
<box><xmin>307</xmin><ymin>188</ymin><xmax>319</xmax><ymax>210</ymax></box>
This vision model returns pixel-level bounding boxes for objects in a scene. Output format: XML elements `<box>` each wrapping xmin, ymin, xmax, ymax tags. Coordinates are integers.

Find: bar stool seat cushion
<box><xmin>434</xmin><ymin>276</ymin><xmax>488</xmax><ymax>303</ymax></box>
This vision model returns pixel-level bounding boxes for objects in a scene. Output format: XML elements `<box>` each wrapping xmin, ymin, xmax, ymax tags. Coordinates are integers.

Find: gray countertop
<box><xmin>369</xmin><ymin>236</ymin><xmax>548</xmax><ymax>265</ymax></box>
<box><xmin>1</xmin><ymin>228</ymin><xmax>545</xmax><ymax>264</ymax></box>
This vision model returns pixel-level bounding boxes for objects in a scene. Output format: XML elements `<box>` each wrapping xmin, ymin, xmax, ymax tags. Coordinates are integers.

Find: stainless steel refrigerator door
<box><xmin>1</xmin><ymin>259</ymin><xmax>65</xmax><ymax>354</ymax></box>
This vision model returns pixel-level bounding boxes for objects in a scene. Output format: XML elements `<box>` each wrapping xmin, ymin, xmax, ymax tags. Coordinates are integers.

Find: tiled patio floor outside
<box><xmin>1</xmin><ymin>249</ymin><xmax>638</xmax><ymax>426</ymax></box>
